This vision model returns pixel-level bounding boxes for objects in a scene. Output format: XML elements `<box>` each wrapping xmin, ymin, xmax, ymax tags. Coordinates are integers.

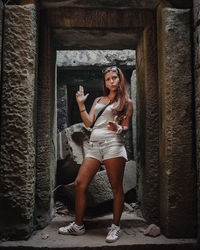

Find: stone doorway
<box><xmin>36</xmin><ymin>5</ymin><xmax>160</xmax><ymax>235</ymax></box>
<box><xmin>0</xmin><ymin>0</ymin><xmax>197</xmax><ymax>241</ymax></box>
<box><xmin>55</xmin><ymin>49</ymin><xmax>136</xmax><ymax>213</ymax></box>
<box><xmin>34</xmin><ymin>2</ymin><xmax>198</xmax><ymax>239</ymax></box>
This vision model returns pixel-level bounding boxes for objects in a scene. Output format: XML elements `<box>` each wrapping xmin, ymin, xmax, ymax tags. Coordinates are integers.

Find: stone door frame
<box><xmin>37</xmin><ymin>5</ymin><xmax>196</xmax><ymax>238</ymax></box>
<box><xmin>0</xmin><ymin>2</ymin><xmax>197</xmax><ymax>240</ymax></box>
<box><xmin>37</xmin><ymin>5</ymin><xmax>161</xmax><ymax>231</ymax></box>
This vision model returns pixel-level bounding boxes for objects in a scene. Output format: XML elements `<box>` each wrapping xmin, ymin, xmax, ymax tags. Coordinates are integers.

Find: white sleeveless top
<box><xmin>90</xmin><ymin>102</ymin><xmax>121</xmax><ymax>141</ymax></box>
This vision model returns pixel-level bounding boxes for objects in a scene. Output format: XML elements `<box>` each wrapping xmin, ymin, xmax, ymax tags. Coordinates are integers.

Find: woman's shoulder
<box><xmin>92</xmin><ymin>96</ymin><xmax>103</xmax><ymax>106</ymax></box>
<box><xmin>94</xmin><ymin>96</ymin><xmax>103</xmax><ymax>103</ymax></box>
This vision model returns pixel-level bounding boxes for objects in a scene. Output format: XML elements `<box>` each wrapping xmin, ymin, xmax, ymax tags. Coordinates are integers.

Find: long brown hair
<box><xmin>102</xmin><ymin>66</ymin><xmax>129</xmax><ymax>121</ymax></box>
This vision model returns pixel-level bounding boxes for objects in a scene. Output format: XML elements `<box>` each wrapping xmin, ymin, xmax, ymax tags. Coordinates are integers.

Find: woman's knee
<box><xmin>74</xmin><ymin>178</ymin><xmax>87</xmax><ymax>193</ymax></box>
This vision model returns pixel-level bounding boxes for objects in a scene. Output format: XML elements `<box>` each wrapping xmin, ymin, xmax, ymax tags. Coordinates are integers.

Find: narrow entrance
<box><xmin>55</xmin><ymin>49</ymin><xmax>137</xmax><ymax>216</ymax></box>
<box><xmin>35</xmin><ymin>6</ymin><xmax>161</xmax><ymax>235</ymax></box>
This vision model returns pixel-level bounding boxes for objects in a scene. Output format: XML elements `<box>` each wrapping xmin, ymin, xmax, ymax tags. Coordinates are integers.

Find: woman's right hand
<box><xmin>76</xmin><ymin>85</ymin><xmax>89</xmax><ymax>106</ymax></box>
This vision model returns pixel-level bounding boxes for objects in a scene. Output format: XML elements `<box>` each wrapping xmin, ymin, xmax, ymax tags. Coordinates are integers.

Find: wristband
<box><xmin>116</xmin><ymin>125</ymin><xmax>123</xmax><ymax>134</ymax></box>
<box><xmin>80</xmin><ymin>109</ymin><xmax>86</xmax><ymax>113</ymax></box>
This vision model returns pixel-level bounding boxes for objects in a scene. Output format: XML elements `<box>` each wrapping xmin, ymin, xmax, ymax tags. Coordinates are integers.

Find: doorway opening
<box><xmin>55</xmin><ymin>49</ymin><xmax>137</xmax><ymax>216</ymax></box>
<box><xmin>37</xmin><ymin>6</ymin><xmax>160</xmax><ymax>232</ymax></box>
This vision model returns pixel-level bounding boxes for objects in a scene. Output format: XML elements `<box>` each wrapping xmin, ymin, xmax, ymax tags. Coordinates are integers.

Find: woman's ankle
<box><xmin>75</xmin><ymin>220</ymin><xmax>84</xmax><ymax>227</ymax></box>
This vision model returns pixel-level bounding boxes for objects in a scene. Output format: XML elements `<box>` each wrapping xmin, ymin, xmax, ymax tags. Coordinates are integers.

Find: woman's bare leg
<box><xmin>74</xmin><ymin>157</ymin><xmax>101</xmax><ymax>226</ymax></box>
<box><xmin>104</xmin><ymin>157</ymin><xmax>125</xmax><ymax>226</ymax></box>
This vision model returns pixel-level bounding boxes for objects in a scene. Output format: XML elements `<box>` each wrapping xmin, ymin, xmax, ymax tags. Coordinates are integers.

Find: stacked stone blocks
<box><xmin>0</xmin><ymin>4</ymin><xmax>37</xmax><ymax>239</ymax></box>
<box><xmin>157</xmin><ymin>5</ymin><xmax>196</xmax><ymax>237</ymax></box>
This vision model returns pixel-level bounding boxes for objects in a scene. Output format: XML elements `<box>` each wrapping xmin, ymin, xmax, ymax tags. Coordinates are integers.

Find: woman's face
<box><xmin>104</xmin><ymin>71</ymin><xmax>120</xmax><ymax>92</ymax></box>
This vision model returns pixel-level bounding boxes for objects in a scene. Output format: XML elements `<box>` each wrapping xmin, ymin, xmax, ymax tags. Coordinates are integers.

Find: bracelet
<box><xmin>80</xmin><ymin>109</ymin><xmax>86</xmax><ymax>113</ymax></box>
<box><xmin>116</xmin><ymin>125</ymin><xmax>123</xmax><ymax>134</ymax></box>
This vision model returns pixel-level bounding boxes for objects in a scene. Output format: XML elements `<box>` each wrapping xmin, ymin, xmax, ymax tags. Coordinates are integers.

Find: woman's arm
<box><xmin>107</xmin><ymin>99</ymin><xmax>133</xmax><ymax>133</ymax></box>
<box><xmin>76</xmin><ymin>85</ymin><xmax>100</xmax><ymax>128</ymax></box>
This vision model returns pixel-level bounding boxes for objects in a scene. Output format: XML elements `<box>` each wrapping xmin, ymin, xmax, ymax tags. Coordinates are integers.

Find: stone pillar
<box><xmin>35</xmin><ymin>10</ymin><xmax>57</xmax><ymax>228</ymax></box>
<box><xmin>0</xmin><ymin>4</ymin><xmax>37</xmax><ymax>239</ymax></box>
<box><xmin>131</xmin><ymin>69</ymin><xmax>136</xmax><ymax>160</ymax></box>
<box><xmin>0</xmin><ymin>1</ymin><xmax>3</xmax><ymax>88</ymax></box>
<box><xmin>136</xmin><ymin>21</ymin><xmax>159</xmax><ymax>224</ymax></box>
<box><xmin>136</xmin><ymin>36</ymin><xmax>145</xmax><ymax>208</ymax></box>
<box><xmin>157</xmin><ymin>6</ymin><xmax>196</xmax><ymax>237</ymax></box>
<box><xmin>193</xmin><ymin>0</ymin><xmax>200</xmax><ymax>241</ymax></box>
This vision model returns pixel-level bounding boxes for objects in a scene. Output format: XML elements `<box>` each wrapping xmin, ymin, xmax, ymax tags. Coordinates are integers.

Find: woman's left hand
<box><xmin>107</xmin><ymin>116</ymin><xmax>119</xmax><ymax>132</ymax></box>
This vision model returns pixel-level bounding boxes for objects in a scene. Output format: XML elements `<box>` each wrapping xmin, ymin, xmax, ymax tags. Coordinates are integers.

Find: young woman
<box><xmin>58</xmin><ymin>66</ymin><xmax>133</xmax><ymax>243</ymax></box>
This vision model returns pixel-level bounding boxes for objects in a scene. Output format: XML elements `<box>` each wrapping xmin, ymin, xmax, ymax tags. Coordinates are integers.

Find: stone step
<box><xmin>0</xmin><ymin>212</ymin><xmax>198</xmax><ymax>250</ymax></box>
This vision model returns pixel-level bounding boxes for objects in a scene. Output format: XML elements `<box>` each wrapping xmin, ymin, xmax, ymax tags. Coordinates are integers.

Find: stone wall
<box><xmin>136</xmin><ymin>36</ymin><xmax>145</xmax><ymax>209</ymax></box>
<box><xmin>0</xmin><ymin>1</ymin><xmax>3</xmax><ymax>88</ymax></box>
<box><xmin>131</xmin><ymin>69</ymin><xmax>136</xmax><ymax>159</ymax></box>
<box><xmin>57</xmin><ymin>50</ymin><xmax>135</xmax><ymax>68</ymax></box>
<box><xmin>193</xmin><ymin>0</ymin><xmax>200</xmax><ymax>241</ymax></box>
<box><xmin>35</xmin><ymin>11</ymin><xmax>57</xmax><ymax>229</ymax></box>
<box><xmin>0</xmin><ymin>4</ymin><xmax>37</xmax><ymax>239</ymax></box>
<box><xmin>143</xmin><ymin>22</ymin><xmax>159</xmax><ymax>224</ymax></box>
<box><xmin>0</xmin><ymin>0</ymin><xmax>197</xmax><ymax>241</ymax></box>
<box><xmin>40</xmin><ymin>0</ymin><xmax>191</xmax><ymax>10</ymax></box>
<box><xmin>45</xmin><ymin>7</ymin><xmax>153</xmax><ymax>50</ymax></box>
<box><xmin>136</xmin><ymin>20</ymin><xmax>159</xmax><ymax>225</ymax></box>
<box><xmin>157</xmin><ymin>4</ymin><xmax>196</xmax><ymax>238</ymax></box>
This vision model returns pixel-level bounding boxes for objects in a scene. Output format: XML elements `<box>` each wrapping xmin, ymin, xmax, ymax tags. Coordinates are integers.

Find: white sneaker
<box><xmin>58</xmin><ymin>222</ymin><xmax>85</xmax><ymax>235</ymax></box>
<box><xmin>106</xmin><ymin>224</ymin><xmax>121</xmax><ymax>243</ymax></box>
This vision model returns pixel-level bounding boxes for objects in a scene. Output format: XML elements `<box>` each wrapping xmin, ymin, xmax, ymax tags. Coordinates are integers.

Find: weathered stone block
<box><xmin>193</xmin><ymin>1</ymin><xmax>200</xmax><ymax>23</ymax></box>
<box><xmin>194</xmin><ymin>0</ymin><xmax>200</xmax><ymax>8</ymax></box>
<box><xmin>142</xmin><ymin>22</ymin><xmax>159</xmax><ymax>224</ymax></box>
<box><xmin>63</xmin><ymin>161</ymin><xmax>136</xmax><ymax>207</ymax></box>
<box><xmin>35</xmin><ymin>12</ymin><xmax>57</xmax><ymax>228</ymax></box>
<box><xmin>57</xmin><ymin>123</ymin><xmax>91</xmax><ymax>184</ymax></box>
<box><xmin>131</xmin><ymin>69</ymin><xmax>136</xmax><ymax>160</ymax></box>
<box><xmin>158</xmin><ymin>7</ymin><xmax>196</xmax><ymax>238</ymax></box>
<box><xmin>193</xmin><ymin>1</ymin><xmax>200</xmax><ymax>241</ymax></box>
<box><xmin>0</xmin><ymin>4</ymin><xmax>37</xmax><ymax>239</ymax></box>
<box><xmin>57</xmin><ymin>50</ymin><xmax>135</xmax><ymax>68</ymax></box>
<box><xmin>57</xmin><ymin>123</ymin><xmax>91</xmax><ymax>161</ymax></box>
<box><xmin>194</xmin><ymin>67</ymin><xmax>200</xmax><ymax>241</ymax></box>
<box><xmin>194</xmin><ymin>25</ymin><xmax>200</xmax><ymax>70</ymax></box>
<box><xmin>35</xmin><ymin>14</ymin><xmax>57</xmax><ymax>229</ymax></box>
<box><xmin>136</xmin><ymin>21</ymin><xmax>159</xmax><ymax>225</ymax></box>
<box><xmin>40</xmin><ymin>0</ymin><xmax>161</xmax><ymax>10</ymax></box>
<box><xmin>0</xmin><ymin>0</ymin><xmax>3</xmax><ymax>84</ymax></box>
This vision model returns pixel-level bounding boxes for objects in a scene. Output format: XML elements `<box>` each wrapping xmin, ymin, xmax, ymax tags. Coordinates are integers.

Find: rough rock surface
<box><xmin>131</xmin><ymin>69</ymin><xmax>136</xmax><ymax>160</ymax></box>
<box><xmin>144</xmin><ymin>224</ymin><xmax>160</xmax><ymax>237</ymax></box>
<box><xmin>0</xmin><ymin>4</ymin><xmax>37</xmax><ymax>239</ymax></box>
<box><xmin>158</xmin><ymin>7</ymin><xmax>196</xmax><ymax>238</ymax></box>
<box><xmin>193</xmin><ymin>0</ymin><xmax>200</xmax><ymax>240</ymax></box>
<box><xmin>40</xmin><ymin>0</ymin><xmax>192</xmax><ymax>11</ymax></box>
<box><xmin>57</xmin><ymin>123</ymin><xmax>91</xmax><ymax>184</ymax></box>
<box><xmin>63</xmin><ymin>161</ymin><xmax>136</xmax><ymax>207</ymax></box>
<box><xmin>136</xmin><ymin>20</ymin><xmax>159</xmax><ymax>225</ymax></box>
<box><xmin>57</xmin><ymin>123</ymin><xmax>91</xmax><ymax>161</ymax></box>
<box><xmin>0</xmin><ymin>1</ymin><xmax>3</xmax><ymax>84</ymax></box>
<box><xmin>57</xmin><ymin>50</ymin><xmax>135</xmax><ymax>68</ymax></box>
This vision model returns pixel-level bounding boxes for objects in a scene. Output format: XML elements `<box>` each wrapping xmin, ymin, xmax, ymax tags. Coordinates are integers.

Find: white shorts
<box><xmin>85</xmin><ymin>139</ymin><xmax>128</xmax><ymax>162</ymax></box>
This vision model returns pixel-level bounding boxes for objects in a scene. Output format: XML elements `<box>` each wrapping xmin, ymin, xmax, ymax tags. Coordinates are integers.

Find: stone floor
<box><xmin>0</xmin><ymin>209</ymin><xmax>198</xmax><ymax>250</ymax></box>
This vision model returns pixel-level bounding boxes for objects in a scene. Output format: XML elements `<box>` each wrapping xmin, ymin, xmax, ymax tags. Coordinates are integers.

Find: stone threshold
<box><xmin>0</xmin><ymin>212</ymin><xmax>198</xmax><ymax>250</ymax></box>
